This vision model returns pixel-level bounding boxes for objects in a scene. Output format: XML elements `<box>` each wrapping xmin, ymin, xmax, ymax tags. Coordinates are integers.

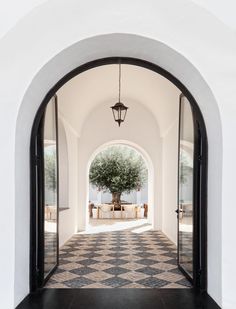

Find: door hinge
<box><xmin>198</xmin><ymin>155</ymin><xmax>202</xmax><ymax>163</ymax></box>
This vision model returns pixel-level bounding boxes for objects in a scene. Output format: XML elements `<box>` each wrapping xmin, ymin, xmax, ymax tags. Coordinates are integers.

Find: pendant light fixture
<box><xmin>111</xmin><ymin>62</ymin><xmax>128</xmax><ymax>126</ymax></box>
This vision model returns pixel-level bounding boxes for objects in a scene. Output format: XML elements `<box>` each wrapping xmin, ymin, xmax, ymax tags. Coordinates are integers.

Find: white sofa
<box><xmin>123</xmin><ymin>204</ymin><xmax>137</xmax><ymax>219</ymax></box>
<box><xmin>99</xmin><ymin>204</ymin><xmax>113</xmax><ymax>219</ymax></box>
<box><xmin>93</xmin><ymin>204</ymin><xmax>145</xmax><ymax>219</ymax></box>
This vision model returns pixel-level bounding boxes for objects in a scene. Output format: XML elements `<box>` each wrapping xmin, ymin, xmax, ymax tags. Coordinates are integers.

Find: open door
<box><xmin>177</xmin><ymin>94</ymin><xmax>207</xmax><ymax>289</ymax></box>
<box><xmin>31</xmin><ymin>95</ymin><xmax>59</xmax><ymax>289</ymax></box>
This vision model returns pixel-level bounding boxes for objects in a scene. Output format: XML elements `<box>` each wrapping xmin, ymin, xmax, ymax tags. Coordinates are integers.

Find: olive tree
<box><xmin>89</xmin><ymin>146</ymin><xmax>147</xmax><ymax>205</ymax></box>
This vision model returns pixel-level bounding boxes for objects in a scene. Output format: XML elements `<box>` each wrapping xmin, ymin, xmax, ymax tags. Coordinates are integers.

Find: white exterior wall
<box><xmin>1</xmin><ymin>0</ymin><xmax>235</xmax><ymax>40</ymax></box>
<box><xmin>1</xmin><ymin>0</ymin><xmax>236</xmax><ymax>308</ymax></box>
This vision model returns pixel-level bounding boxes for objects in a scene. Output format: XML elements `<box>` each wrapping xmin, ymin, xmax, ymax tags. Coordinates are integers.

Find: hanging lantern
<box><xmin>111</xmin><ymin>62</ymin><xmax>128</xmax><ymax>126</ymax></box>
<box><xmin>111</xmin><ymin>102</ymin><xmax>128</xmax><ymax>127</ymax></box>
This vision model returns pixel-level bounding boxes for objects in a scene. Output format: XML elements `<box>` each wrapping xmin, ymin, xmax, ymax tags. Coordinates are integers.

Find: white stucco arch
<box><xmin>13</xmin><ymin>33</ymin><xmax>223</xmax><ymax>307</ymax></box>
<box><xmin>86</xmin><ymin>140</ymin><xmax>155</xmax><ymax>228</ymax></box>
<box><xmin>0</xmin><ymin>1</ymin><xmax>233</xmax><ymax>305</ymax></box>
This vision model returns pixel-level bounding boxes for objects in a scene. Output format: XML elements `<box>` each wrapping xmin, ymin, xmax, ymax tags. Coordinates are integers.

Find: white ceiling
<box><xmin>57</xmin><ymin>64</ymin><xmax>181</xmax><ymax>137</ymax></box>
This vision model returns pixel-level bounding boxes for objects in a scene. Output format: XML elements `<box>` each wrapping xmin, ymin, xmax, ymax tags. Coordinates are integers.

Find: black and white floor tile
<box><xmin>46</xmin><ymin>230</ymin><xmax>192</xmax><ymax>289</ymax></box>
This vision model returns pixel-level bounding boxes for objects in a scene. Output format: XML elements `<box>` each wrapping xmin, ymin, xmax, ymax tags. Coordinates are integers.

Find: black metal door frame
<box><xmin>30</xmin><ymin>57</ymin><xmax>207</xmax><ymax>292</ymax></box>
<box><xmin>30</xmin><ymin>95</ymin><xmax>59</xmax><ymax>290</ymax></box>
<box><xmin>177</xmin><ymin>94</ymin><xmax>207</xmax><ymax>290</ymax></box>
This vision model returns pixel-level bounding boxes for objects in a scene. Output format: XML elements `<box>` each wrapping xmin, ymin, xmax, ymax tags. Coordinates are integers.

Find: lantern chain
<box><xmin>118</xmin><ymin>62</ymin><xmax>121</xmax><ymax>102</ymax></box>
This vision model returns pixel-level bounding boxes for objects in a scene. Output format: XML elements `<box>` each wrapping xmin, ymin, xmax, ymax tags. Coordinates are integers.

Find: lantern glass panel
<box><xmin>121</xmin><ymin>108</ymin><xmax>127</xmax><ymax>121</ymax></box>
<box><xmin>112</xmin><ymin>108</ymin><xmax>119</xmax><ymax>121</ymax></box>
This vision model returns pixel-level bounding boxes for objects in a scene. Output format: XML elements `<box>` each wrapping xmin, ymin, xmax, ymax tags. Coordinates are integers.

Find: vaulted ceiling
<box><xmin>57</xmin><ymin>64</ymin><xmax>181</xmax><ymax>137</ymax></box>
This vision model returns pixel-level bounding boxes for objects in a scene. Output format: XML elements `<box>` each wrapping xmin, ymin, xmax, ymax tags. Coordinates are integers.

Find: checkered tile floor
<box><xmin>46</xmin><ymin>230</ymin><xmax>192</xmax><ymax>289</ymax></box>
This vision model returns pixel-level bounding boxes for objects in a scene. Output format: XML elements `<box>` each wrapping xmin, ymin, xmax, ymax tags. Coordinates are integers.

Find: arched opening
<box><xmin>29</xmin><ymin>57</ymin><xmax>207</xmax><ymax>294</ymax></box>
<box><xmin>86</xmin><ymin>141</ymin><xmax>154</xmax><ymax>231</ymax></box>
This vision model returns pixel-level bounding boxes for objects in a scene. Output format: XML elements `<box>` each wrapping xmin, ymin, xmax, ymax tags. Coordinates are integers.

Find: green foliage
<box><xmin>180</xmin><ymin>149</ymin><xmax>193</xmax><ymax>184</ymax></box>
<box><xmin>89</xmin><ymin>146</ymin><xmax>148</xmax><ymax>194</ymax></box>
<box><xmin>45</xmin><ymin>147</ymin><xmax>57</xmax><ymax>192</ymax></box>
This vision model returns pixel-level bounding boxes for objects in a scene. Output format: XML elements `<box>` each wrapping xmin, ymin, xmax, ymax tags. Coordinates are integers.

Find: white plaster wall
<box><xmin>162</xmin><ymin>120</ymin><xmax>179</xmax><ymax>245</ymax></box>
<box><xmin>58</xmin><ymin>118</ymin><xmax>79</xmax><ymax>247</ymax></box>
<box><xmin>1</xmin><ymin>0</ymin><xmax>235</xmax><ymax>40</ymax></box>
<box><xmin>191</xmin><ymin>0</ymin><xmax>236</xmax><ymax>30</ymax></box>
<box><xmin>0</xmin><ymin>0</ymin><xmax>48</xmax><ymax>39</ymax></box>
<box><xmin>1</xmin><ymin>0</ymin><xmax>235</xmax><ymax>306</ymax></box>
<box><xmin>58</xmin><ymin>118</ymin><xmax>69</xmax><ymax>209</ymax></box>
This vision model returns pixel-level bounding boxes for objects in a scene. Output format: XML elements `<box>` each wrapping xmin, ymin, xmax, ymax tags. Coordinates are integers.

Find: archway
<box><xmin>12</xmin><ymin>31</ymin><xmax>222</xmax><ymax>308</ymax></box>
<box><xmin>29</xmin><ymin>56</ymin><xmax>208</xmax><ymax>293</ymax></box>
<box><xmin>86</xmin><ymin>140</ymin><xmax>155</xmax><ymax>229</ymax></box>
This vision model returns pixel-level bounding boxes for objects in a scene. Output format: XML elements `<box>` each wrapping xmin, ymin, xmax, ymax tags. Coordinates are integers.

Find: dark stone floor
<box><xmin>16</xmin><ymin>288</ymin><xmax>220</xmax><ymax>309</ymax></box>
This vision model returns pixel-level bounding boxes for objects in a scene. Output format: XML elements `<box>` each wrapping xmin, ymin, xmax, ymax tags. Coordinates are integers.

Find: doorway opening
<box><xmin>30</xmin><ymin>57</ymin><xmax>207</xmax><ymax>292</ymax></box>
<box><xmin>86</xmin><ymin>142</ymin><xmax>152</xmax><ymax>232</ymax></box>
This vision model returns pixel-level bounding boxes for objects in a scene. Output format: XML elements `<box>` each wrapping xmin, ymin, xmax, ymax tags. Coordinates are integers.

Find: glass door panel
<box><xmin>43</xmin><ymin>97</ymin><xmax>58</xmax><ymax>279</ymax></box>
<box><xmin>35</xmin><ymin>95</ymin><xmax>59</xmax><ymax>286</ymax></box>
<box><xmin>178</xmin><ymin>95</ymin><xmax>194</xmax><ymax>279</ymax></box>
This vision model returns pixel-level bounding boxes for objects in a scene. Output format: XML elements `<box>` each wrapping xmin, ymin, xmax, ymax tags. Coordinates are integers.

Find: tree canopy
<box><xmin>45</xmin><ymin>146</ymin><xmax>57</xmax><ymax>192</ymax></box>
<box><xmin>89</xmin><ymin>146</ymin><xmax>148</xmax><ymax>194</ymax></box>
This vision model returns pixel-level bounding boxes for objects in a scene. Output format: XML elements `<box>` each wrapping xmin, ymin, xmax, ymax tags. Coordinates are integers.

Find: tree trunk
<box><xmin>112</xmin><ymin>192</ymin><xmax>121</xmax><ymax>207</ymax></box>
